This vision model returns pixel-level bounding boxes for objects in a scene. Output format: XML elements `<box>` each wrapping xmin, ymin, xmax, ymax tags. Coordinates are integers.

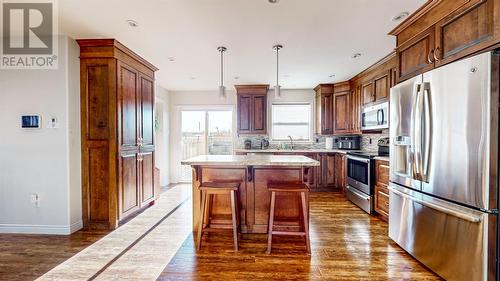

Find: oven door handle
<box><xmin>346</xmin><ymin>186</ymin><xmax>370</xmax><ymax>201</ymax></box>
<box><xmin>347</xmin><ymin>155</ymin><xmax>370</xmax><ymax>163</ymax></box>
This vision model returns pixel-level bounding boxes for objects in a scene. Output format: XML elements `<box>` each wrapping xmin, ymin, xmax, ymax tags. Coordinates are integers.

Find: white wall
<box><xmin>168</xmin><ymin>89</ymin><xmax>314</xmax><ymax>183</ymax></box>
<box><xmin>155</xmin><ymin>85</ymin><xmax>170</xmax><ymax>186</ymax></box>
<box><xmin>0</xmin><ymin>36</ymin><xmax>82</xmax><ymax>234</ymax></box>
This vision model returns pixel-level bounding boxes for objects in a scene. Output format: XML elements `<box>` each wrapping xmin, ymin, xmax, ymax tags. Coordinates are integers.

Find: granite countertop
<box><xmin>233</xmin><ymin>148</ymin><xmax>359</xmax><ymax>154</ymax></box>
<box><xmin>181</xmin><ymin>154</ymin><xmax>320</xmax><ymax>167</ymax></box>
<box><xmin>373</xmin><ymin>156</ymin><xmax>390</xmax><ymax>162</ymax></box>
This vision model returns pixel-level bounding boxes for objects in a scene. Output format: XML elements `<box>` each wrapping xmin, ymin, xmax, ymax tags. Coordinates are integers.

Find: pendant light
<box><xmin>217</xmin><ymin>46</ymin><xmax>227</xmax><ymax>99</ymax></box>
<box><xmin>273</xmin><ymin>44</ymin><xmax>283</xmax><ymax>99</ymax></box>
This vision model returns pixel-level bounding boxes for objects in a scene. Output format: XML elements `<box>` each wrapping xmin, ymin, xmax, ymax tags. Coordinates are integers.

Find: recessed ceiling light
<box><xmin>352</xmin><ymin>53</ymin><xmax>362</xmax><ymax>59</ymax></box>
<box><xmin>391</xmin><ymin>11</ymin><xmax>409</xmax><ymax>22</ymax></box>
<box><xmin>126</xmin><ymin>19</ymin><xmax>138</xmax><ymax>27</ymax></box>
<box><xmin>283</xmin><ymin>74</ymin><xmax>290</xmax><ymax>78</ymax></box>
<box><xmin>328</xmin><ymin>74</ymin><xmax>335</xmax><ymax>78</ymax></box>
<box><xmin>234</xmin><ymin>76</ymin><xmax>240</xmax><ymax>80</ymax></box>
<box><xmin>268</xmin><ymin>0</ymin><xmax>279</xmax><ymax>3</ymax></box>
<box><xmin>168</xmin><ymin>57</ymin><xmax>176</xmax><ymax>62</ymax></box>
<box><xmin>190</xmin><ymin>77</ymin><xmax>196</xmax><ymax>80</ymax></box>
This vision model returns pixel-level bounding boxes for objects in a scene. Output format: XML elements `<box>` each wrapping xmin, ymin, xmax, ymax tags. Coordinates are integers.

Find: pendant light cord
<box><xmin>276</xmin><ymin>47</ymin><xmax>279</xmax><ymax>86</ymax></box>
<box><xmin>220</xmin><ymin>49</ymin><xmax>224</xmax><ymax>86</ymax></box>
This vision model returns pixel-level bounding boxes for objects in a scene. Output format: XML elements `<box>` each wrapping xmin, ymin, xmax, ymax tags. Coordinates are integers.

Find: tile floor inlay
<box><xmin>37</xmin><ymin>184</ymin><xmax>193</xmax><ymax>281</ymax></box>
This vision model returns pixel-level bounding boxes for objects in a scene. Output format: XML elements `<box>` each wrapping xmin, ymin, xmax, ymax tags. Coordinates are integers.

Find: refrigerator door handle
<box><xmin>411</xmin><ymin>83</ymin><xmax>423</xmax><ymax>180</ymax></box>
<box><xmin>421</xmin><ymin>83</ymin><xmax>432</xmax><ymax>182</ymax></box>
<box><xmin>388</xmin><ymin>186</ymin><xmax>482</xmax><ymax>223</ymax></box>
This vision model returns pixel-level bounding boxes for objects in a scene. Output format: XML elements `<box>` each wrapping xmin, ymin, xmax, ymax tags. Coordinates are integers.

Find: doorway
<box><xmin>180</xmin><ymin>109</ymin><xmax>233</xmax><ymax>182</ymax></box>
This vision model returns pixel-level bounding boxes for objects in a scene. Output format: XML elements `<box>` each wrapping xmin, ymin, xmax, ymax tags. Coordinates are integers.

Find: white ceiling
<box><xmin>59</xmin><ymin>0</ymin><xmax>425</xmax><ymax>91</ymax></box>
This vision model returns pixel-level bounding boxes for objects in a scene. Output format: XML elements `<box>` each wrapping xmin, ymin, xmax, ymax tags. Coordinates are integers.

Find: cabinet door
<box><xmin>321</xmin><ymin>94</ymin><xmax>334</xmax><ymax>134</ymax></box>
<box><xmin>374</xmin><ymin>74</ymin><xmax>389</xmax><ymax>101</ymax></box>
<box><xmin>333</xmin><ymin>91</ymin><xmax>350</xmax><ymax>134</ymax></box>
<box><xmin>117</xmin><ymin>62</ymin><xmax>140</xmax><ymax>219</ymax></box>
<box><xmin>397</xmin><ymin>26</ymin><xmax>435</xmax><ymax>82</ymax></box>
<box><xmin>237</xmin><ymin>95</ymin><xmax>252</xmax><ymax>133</ymax></box>
<box><xmin>252</xmin><ymin>95</ymin><xmax>267</xmax><ymax>134</ymax></box>
<box><xmin>317</xmin><ymin>154</ymin><xmax>324</xmax><ymax>187</ymax></box>
<box><xmin>434</xmin><ymin>0</ymin><xmax>493</xmax><ymax>67</ymax></box>
<box><xmin>374</xmin><ymin>185</ymin><xmax>389</xmax><ymax>220</ymax></box>
<box><xmin>324</xmin><ymin>154</ymin><xmax>336</xmax><ymax>187</ymax></box>
<box><xmin>362</xmin><ymin>82</ymin><xmax>374</xmax><ymax>105</ymax></box>
<box><xmin>138</xmin><ymin>74</ymin><xmax>155</xmax><ymax>206</ymax></box>
<box><xmin>351</xmin><ymin>85</ymin><xmax>362</xmax><ymax>134</ymax></box>
<box><xmin>315</xmin><ymin>93</ymin><xmax>321</xmax><ymax>134</ymax></box>
<box><xmin>336</xmin><ymin>154</ymin><xmax>346</xmax><ymax>190</ymax></box>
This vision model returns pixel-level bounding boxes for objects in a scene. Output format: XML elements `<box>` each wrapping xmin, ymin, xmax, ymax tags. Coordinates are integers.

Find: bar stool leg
<box><xmin>230</xmin><ymin>190</ymin><xmax>239</xmax><ymax>251</ymax></box>
<box><xmin>301</xmin><ymin>191</ymin><xmax>311</xmax><ymax>254</ymax></box>
<box><xmin>267</xmin><ymin>191</ymin><xmax>276</xmax><ymax>254</ymax></box>
<box><xmin>197</xmin><ymin>190</ymin><xmax>207</xmax><ymax>251</ymax></box>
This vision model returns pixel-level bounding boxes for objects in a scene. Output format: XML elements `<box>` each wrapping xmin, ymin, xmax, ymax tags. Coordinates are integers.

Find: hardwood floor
<box><xmin>159</xmin><ymin>192</ymin><xmax>441</xmax><ymax>280</ymax></box>
<box><xmin>0</xmin><ymin>187</ymin><xmax>440</xmax><ymax>280</ymax></box>
<box><xmin>0</xmin><ymin>230</ymin><xmax>107</xmax><ymax>281</ymax></box>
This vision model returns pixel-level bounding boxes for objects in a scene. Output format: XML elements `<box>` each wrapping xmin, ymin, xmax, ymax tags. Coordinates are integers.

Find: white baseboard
<box><xmin>0</xmin><ymin>220</ymin><xmax>83</xmax><ymax>235</ymax></box>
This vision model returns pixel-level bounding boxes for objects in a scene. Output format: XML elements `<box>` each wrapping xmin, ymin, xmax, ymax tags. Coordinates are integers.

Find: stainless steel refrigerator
<box><xmin>389</xmin><ymin>50</ymin><xmax>500</xmax><ymax>281</ymax></box>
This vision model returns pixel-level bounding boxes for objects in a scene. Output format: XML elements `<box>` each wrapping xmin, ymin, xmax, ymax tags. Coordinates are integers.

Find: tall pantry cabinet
<box><xmin>78</xmin><ymin>39</ymin><xmax>159</xmax><ymax>229</ymax></box>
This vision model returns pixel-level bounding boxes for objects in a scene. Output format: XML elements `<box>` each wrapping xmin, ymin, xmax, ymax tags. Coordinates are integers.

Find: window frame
<box><xmin>270</xmin><ymin>102</ymin><xmax>313</xmax><ymax>143</ymax></box>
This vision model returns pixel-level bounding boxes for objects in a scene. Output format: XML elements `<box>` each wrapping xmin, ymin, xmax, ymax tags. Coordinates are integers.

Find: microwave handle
<box><xmin>376</xmin><ymin>109</ymin><xmax>382</xmax><ymax>125</ymax></box>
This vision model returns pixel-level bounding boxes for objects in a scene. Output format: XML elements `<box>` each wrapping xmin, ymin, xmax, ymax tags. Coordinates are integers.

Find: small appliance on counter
<box><xmin>377</xmin><ymin>137</ymin><xmax>389</xmax><ymax>156</ymax></box>
<box><xmin>325</xmin><ymin>137</ymin><xmax>334</xmax><ymax>149</ymax></box>
<box><xmin>337</xmin><ymin>136</ymin><xmax>360</xmax><ymax>150</ymax></box>
<box><xmin>244</xmin><ymin>139</ymin><xmax>252</xmax><ymax>150</ymax></box>
<box><xmin>260</xmin><ymin>139</ymin><xmax>269</xmax><ymax>149</ymax></box>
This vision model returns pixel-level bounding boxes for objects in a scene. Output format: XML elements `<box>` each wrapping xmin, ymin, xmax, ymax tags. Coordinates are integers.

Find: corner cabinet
<box><xmin>78</xmin><ymin>39</ymin><xmax>159</xmax><ymax>229</ymax></box>
<box><xmin>390</xmin><ymin>0</ymin><xmax>499</xmax><ymax>82</ymax></box>
<box><xmin>314</xmin><ymin>84</ymin><xmax>335</xmax><ymax>135</ymax></box>
<box><xmin>236</xmin><ymin>85</ymin><xmax>269</xmax><ymax>135</ymax></box>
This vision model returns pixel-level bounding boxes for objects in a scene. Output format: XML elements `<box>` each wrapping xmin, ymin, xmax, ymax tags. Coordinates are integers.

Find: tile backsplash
<box><xmin>235</xmin><ymin>131</ymin><xmax>389</xmax><ymax>151</ymax></box>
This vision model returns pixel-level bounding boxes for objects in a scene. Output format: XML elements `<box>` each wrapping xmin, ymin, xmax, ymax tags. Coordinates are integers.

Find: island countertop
<box><xmin>181</xmin><ymin>154</ymin><xmax>320</xmax><ymax>167</ymax></box>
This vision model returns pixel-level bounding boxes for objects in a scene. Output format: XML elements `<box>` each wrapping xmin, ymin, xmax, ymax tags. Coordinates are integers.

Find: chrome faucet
<box><xmin>287</xmin><ymin>135</ymin><xmax>294</xmax><ymax>150</ymax></box>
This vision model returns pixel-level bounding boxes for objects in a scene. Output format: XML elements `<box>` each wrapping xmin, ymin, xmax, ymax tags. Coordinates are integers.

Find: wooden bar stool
<box><xmin>267</xmin><ymin>183</ymin><xmax>310</xmax><ymax>254</ymax></box>
<box><xmin>197</xmin><ymin>182</ymin><xmax>240</xmax><ymax>251</ymax></box>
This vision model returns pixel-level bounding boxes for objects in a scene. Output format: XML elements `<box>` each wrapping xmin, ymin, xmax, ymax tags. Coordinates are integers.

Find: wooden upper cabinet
<box><xmin>396</xmin><ymin>26</ymin><xmax>435</xmax><ymax>82</ymax></box>
<box><xmin>361</xmin><ymin>82</ymin><xmax>374</xmax><ymax>106</ymax></box>
<box><xmin>374</xmin><ymin>74</ymin><xmax>389</xmax><ymax>101</ymax></box>
<box><xmin>390</xmin><ymin>0</ymin><xmax>499</xmax><ymax>82</ymax></box>
<box><xmin>314</xmin><ymin>84</ymin><xmax>334</xmax><ymax>135</ymax></box>
<box><xmin>236</xmin><ymin>85</ymin><xmax>269</xmax><ymax>134</ymax></box>
<box><xmin>333</xmin><ymin>92</ymin><xmax>349</xmax><ymax>134</ymax></box>
<box><xmin>252</xmin><ymin>95</ymin><xmax>267</xmax><ymax>133</ymax></box>
<box><xmin>434</xmin><ymin>0</ymin><xmax>494</xmax><ymax>67</ymax></box>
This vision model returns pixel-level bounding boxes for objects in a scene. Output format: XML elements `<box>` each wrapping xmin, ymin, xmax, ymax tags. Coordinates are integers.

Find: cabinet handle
<box><xmin>137</xmin><ymin>153</ymin><xmax>143</xmax><ymax>162</ymax></box>
<box><xmin>427</xmin><ymin>49</ymin><xmax>435</xmax><ymax>64</ymax></box>
<box><xmin>433</xmin><ymin>47</ymin><xmax>440</xmax><ymax>61</ymax></box>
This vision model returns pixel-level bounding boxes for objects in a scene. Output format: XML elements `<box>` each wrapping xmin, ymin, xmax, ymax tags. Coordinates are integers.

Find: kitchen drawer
<box><xmin>375</xmin><ymin>160</ymin><xmax>390</xmax><ymax>186</ymax></box>
<box><xmin>375</xmin><ymin>185</ymin><xmax>389</xmax><ymax>220</ymax></box>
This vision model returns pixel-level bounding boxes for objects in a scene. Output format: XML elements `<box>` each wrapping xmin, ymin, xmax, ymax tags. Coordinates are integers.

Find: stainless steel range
<box><xmin>345</xmin><ymin>151</ymin><xmax>385</xmax><ymax>214</ymax></box>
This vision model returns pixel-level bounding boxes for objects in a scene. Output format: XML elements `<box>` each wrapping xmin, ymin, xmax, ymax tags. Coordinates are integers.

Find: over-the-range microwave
<box><xmin>361</xmin><ymin>102</ymin><xmax>389</xmax><ymax>131</ymax></box>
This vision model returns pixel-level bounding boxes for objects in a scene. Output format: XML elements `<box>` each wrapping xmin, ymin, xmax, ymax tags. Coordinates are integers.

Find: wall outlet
<box><xmin>31</xmin><ymin>193</ymin><xmax>40</xmax><ymax>207</ymax></box>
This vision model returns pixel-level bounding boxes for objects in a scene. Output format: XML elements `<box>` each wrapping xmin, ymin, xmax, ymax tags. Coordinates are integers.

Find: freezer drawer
<box><xmin>346</xmin><ymin>185</ymin><xmax>372</xmax><ymax>214</ymax></box>
<box><xmin>388</xmin><ymin>183</ymin><xmax>497</xmax><ymax>281</ymax></box>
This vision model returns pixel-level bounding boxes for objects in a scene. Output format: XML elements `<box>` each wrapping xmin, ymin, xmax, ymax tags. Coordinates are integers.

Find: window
<box><xmin>271</xmin><ymin>103</ymin><xmax>312</xmax><ymax>142</ymax></box>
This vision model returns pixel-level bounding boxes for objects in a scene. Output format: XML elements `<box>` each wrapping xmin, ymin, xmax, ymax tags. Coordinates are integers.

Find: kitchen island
<box><xmin>181</xmin><ymin>154</ymin><xmax>320</xmax><ymax>234</ymax></box>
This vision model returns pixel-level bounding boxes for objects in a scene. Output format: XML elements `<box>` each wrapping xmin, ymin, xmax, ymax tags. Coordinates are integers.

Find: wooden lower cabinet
<box><xmin>321</xmin><ymin>153</ymin><xmax>346</xmax><ymax>190</ymax></box>
<box><xmin>374</xmin><ymin>185</ymin><xmax>389</xmax><ymax>220</ymax></box>
<box><xmin>374</xmin><ymin>159</ymin><xmax>390</xmax><ymax>221</ymax></box>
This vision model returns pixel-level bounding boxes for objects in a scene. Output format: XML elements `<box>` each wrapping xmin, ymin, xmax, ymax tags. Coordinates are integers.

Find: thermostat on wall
<box><xmin>21</xmin><ymin>115</ymin><xmax>41</xmax><ymax>129</ymax></box>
